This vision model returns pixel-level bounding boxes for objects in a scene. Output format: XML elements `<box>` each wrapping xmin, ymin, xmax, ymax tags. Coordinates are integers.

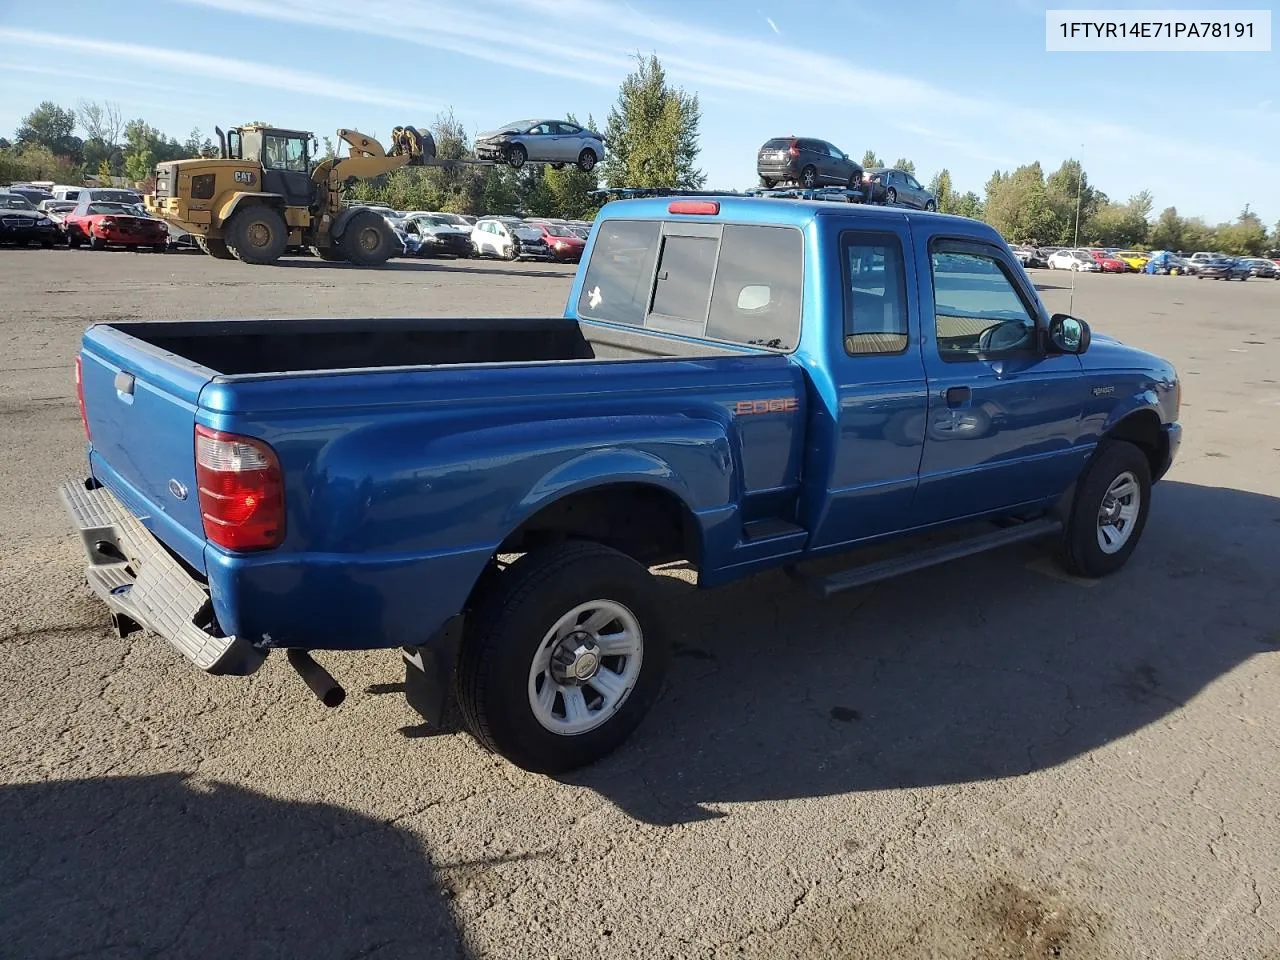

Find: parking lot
<box><xmin>1</xmin><ymin>249</ymin><xmax>1278</xmax><ymax>959</ymax></box>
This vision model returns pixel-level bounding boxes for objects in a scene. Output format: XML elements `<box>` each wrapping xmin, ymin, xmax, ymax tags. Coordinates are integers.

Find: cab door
<box><xmin>911</xmin><ymin>236</ymin><xmax>1088</xmax><ymax>525</ymax></box>
<box><xmin>803</xmin><ymin>216</ymin><xmax>930</xmax><ymax>550</ymax></box>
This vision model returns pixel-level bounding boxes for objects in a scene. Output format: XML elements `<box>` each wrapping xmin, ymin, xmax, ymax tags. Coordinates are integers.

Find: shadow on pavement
<box><xmin>0</xmin><ymin>773</ymin><xmax>470</xmax><ymax>960</ymax></box>
<box><xmin>271</xmin><ymin>258</ymin><xmax>573</xmax><ymax>280</ymax></box>
<box><xmin>568</xmin><ymin>480</ymin><xmax>1279</xmax><ymax>825</ymax></box>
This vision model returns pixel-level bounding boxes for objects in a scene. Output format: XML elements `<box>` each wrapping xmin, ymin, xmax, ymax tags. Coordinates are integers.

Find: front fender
<box><xmin>216</xmin><ymin>191</ymin><xmax>286</xmax><ymax>225</ymax></box>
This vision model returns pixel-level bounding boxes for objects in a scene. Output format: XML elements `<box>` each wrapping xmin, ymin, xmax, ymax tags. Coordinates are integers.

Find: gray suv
<box><xmin>865</xmin><ymin>168</ymin><xmax>936</xmax><ymax>210</ymax></box>
<box><xmin>756</xmin><ymin>137</ymin><xmax>862</xmax><ymax>189</ymax></box>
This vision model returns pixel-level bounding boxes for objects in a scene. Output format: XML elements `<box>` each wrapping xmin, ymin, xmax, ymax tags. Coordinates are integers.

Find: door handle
<box><xmin>944</xmin><ymin>385</ymin><xmax>971</xmax><ymax>407</ymax></box>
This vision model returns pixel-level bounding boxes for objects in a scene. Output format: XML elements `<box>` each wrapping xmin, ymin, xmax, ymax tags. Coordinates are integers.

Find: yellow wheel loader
<box><xmin>145</xmin><ymin>124</ymin><xmax>435</xmax><ymax>266</ymax></box>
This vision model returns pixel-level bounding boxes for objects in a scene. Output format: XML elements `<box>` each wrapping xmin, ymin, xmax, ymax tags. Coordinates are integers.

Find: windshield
<box><xmin>498</xmin><ymin>120</ymin><xmax>535</xmax><ymax>132</ymax></box>
<box><xmin>88</xmin><ymin>203</ymin><xmax>137</xmax><ymax>215</ymax></box>
<box><xmin>0</xmin><ymin>195</ymin><xmax>36</xmax><ymax>210</ymax></box>
<box><xmin>545</xmin><ymin>224</ymin><xmax>576</xmax><ymax>237</ymax></box>
<box><xmin>92</xmin><ymin>190</ymin><xmax>141</xmax><ymax>203</ymax></box>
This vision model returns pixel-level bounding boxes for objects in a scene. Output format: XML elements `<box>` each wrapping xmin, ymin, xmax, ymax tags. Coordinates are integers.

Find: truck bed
<box><xmin>113</xmin><ymin>316</ymin><xmax>739</xmax><ymax>376</ymax></box>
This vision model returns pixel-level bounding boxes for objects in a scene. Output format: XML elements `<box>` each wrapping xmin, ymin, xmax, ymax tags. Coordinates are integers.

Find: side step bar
<box><xmin>786</xmin><ymin>517</ymin><xmax>1063</xmax><ymax>599</ymax></box>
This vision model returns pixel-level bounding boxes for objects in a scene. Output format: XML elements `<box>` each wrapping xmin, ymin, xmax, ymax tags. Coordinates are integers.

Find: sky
<box><xmin>1</xmin><ymin>0</ymin><xmax>1276</xmax><ymax>225</ymax></box>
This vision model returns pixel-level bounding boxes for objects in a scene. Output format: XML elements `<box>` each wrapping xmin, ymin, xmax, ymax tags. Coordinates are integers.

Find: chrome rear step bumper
<box><xmin>58</xmin><ymin>478</ymin><xmax>264</xmax><ymax>676</ymax></box>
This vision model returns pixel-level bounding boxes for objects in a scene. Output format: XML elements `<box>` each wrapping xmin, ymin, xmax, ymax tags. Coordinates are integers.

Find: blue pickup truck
<box><xmin>60</xmin><ymin>195</ymin><xmax>1181</xmax><ymax>773</ymax></box>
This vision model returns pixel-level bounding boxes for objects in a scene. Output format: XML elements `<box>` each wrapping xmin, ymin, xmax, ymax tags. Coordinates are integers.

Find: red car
<box><xmin>63</xmin><ymin>199</ymin><xmax>169</xmax><ymax>252</ymax></box>
<box><xmin>530</xmin><ymin>222</ymin><xmax>586</xmax><ymax>262</ymax></box>
<box><xmin>1090</xmin><ymin>249</ymin><xmax>1127</xmax><ymax>273</ymax></box>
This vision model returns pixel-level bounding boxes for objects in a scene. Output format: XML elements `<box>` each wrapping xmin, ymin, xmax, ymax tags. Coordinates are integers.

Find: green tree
<box><xmin>891</xmin><ymin>157</ymin><xmax>915</xmax><ymax>175</ymax></box>
<box><xmin>1216</xmin><ymin>206</ymin><xmax>1268</xmax><ymax>256</ymax></box>
<box><xmin>861</xmin><ymin>150</ymin><xmax>882</xmax><ymax>168</ymax></box>
<box><xmin>601</xmin><ymin>53</ymin><xmax>705</xmax><ymax>189</ymax></box>
<box><xmin>1149</xmin><ymin>207</ymin><xmax>1184</xmax><ymax>251</ymax></box>
<box><xmin>97</xmin><ymin>158</ymin><xmax>113</xmax><ymax>185</ymax></box>
<box><xmin>16</xmin><ymin>101</ymin><xmax>81</xmax><ymax>159</ymax></box>
<box><xmin>983</xmin><ymin>162</ymin><xmax>1061</xmax><ymax>243</ymax></box>
<box><xmin>952</xmin><ymin>191</ymin><xmax>984</xmax><ymax>220</ymax></box>
<box><xmin>124</xmin><ymin>147</ymin><xmax>154</xmax><ymax>184</ymax></box>
<box><xmin>1044</xmin><ymin>159</ymin><xmax>1103</xmax><ymax>245</ymax></box>
<box><xmin>927</xmin><ymin>168</ymin><xmax>956</xmax><ymax>213</ymax></box>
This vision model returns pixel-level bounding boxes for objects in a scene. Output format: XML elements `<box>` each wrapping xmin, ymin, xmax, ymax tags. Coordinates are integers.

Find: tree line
<box><xmin>3</xmin><ymin>54</ymin><xmax>1277</xmax><ymax>254</ymax></box>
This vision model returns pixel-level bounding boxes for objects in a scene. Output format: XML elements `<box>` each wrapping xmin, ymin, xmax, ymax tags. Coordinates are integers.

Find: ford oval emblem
<box><xmin>168</xmin><ymin>479</ymin><xmax>188</xmax><ymax>501</ymax></box>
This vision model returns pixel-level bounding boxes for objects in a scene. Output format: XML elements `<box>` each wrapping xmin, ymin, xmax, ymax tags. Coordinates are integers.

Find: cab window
<box><xmin>930</xmin><ymin>243</ymin><xmax>1037</xmax><ymax>361</ymax></box>
<box><xmin>264</xmin><ymin>135</ymin><xmax>308</xmax><ymax>172</ymax></box>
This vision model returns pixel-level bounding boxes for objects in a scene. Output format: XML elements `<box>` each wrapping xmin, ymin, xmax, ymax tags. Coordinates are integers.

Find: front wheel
<box><xmin>885</xmin><ymin>187</ymin><xmax>897</xmax><ymax>204</ymax></box>
<box><xmin>339</xmin><ymin>210</ymin><xmax>397</xmax><ymax>266</ymax></box>
<box><xmin>456</xmin><ymin>542</ymin><xmax>670</xmax><ymax>774</ymax></box>
<box><xmin>90</xmin><ymin>235</ymin><xmax>107</xmax><ymax>251</ymax></box>
<box><xmin>924</xmin><ymin>200</ymin><xmax>936</xmax><ymax>212</ymax></box>
<box><xmin>504</xmin><ymin>241</ymin><xmax>520</xmax><ymax>261</ymax></box>
<box><xmin>196</xmin><ymin>236</ymin><xmax>235</xmax><ymax>260</ymax></box>
<box><xmin>1057</xmin><ymin>440</ymin><xmax>1152</xmax><ymax>578</ymax></box>
<box><xmin>507</xmin><ymin>143</ymin><xmax>527</xmax><ymax>169</ymax></box>
<box><xmin>225</xmin><ymin>206</ymin><xmax>288</xmax><ymax>264</ymax></box>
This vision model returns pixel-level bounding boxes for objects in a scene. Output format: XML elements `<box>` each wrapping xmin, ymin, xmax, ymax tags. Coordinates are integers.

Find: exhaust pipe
<box><xmin>286</xmin><ymin>649</ymin><xmax>346</xmax><ymax>708</ymax></box>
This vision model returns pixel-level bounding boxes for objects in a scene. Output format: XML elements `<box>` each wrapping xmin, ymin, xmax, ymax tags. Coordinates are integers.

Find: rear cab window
<box><xmin>577</xmin><ymin>219</ymin><xmax>803</xmax><ymax>351</ymax></box>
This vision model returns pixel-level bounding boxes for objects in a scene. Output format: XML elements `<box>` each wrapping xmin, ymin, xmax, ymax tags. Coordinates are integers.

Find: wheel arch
<box><xmin>1101</xmin><ymin>407</ymin><xmax>1166</xmax><ymax>481</ymax></box>
<box><xmin>215</xmin><ymin>191</ymin><xmax>286</xmax><ymax>226</ymax></box>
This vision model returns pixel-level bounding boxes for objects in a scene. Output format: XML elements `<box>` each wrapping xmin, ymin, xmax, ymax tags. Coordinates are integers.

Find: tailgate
<box><xmin>80</xmin><ymin>325</ymin><xmax>213</xmax><ymax>571</ymax></box>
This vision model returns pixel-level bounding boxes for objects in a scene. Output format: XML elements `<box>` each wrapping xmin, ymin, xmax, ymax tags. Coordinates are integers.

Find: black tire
<box><xmin>339</xmin><ymin>211</ymin><xmax>397</xmax><ymax>266</ymax></box>
<box><xmin>761</xmin><ymin>177</ymin><xmax>775</xmax><ymax>189</ymax></box>
<box><xmin>40</xmin><ymin>240</ymin><xmax>54</xmax><ymax>249</ymax></box>
<box><xmin>196</xmin><ymin>236</ymin><xmax>235</xmax><ymax>260</ymax></box>
<box><xmin>800</xmin><ymin>165</ymin><xmax>818</xmax><ymax>188</ymax></box>
<box><xmin>885</xmin><ymin>187</ymin><xmax>898</xmax><ymax>205</ymax></box>
<box><xmin>311</xmin><ymin>245</ymin><xmax>346</xmax><ymax>262</ymax></box>
<box><xmin>577</xmin><ymin>148</ymin><xmax>597</xmax><ymax>173</ymax></box>
<box><xmin>67</xmin><ymin>233</ymin><xmax>81</xmax><ymax>249</ymax></box>
<box><xmin>456</xmin><ymin>542</ymin><xmax>670</xmax><ymax>774</ymax></box>
<box><xmin>504</xmin><ymin>240</ymin><xmax>520</xmax><ymax>262</ymax></box>
<box><xmin>225</xmin><ymin>206</ymin><xmax>288</xmax><ymax>264</ymax></box>
<box><xmin>1057</xmin><ymin>440</ymin><xmax>1152</xmax><ymax>578</ymax></box>
<box><xmin>924</xmin><ymin>200</ymin><xmax>936</xmax><ymax>212</ymax></box>
<box><xmin>152</xmin><ymin>243</ymin><xmax>167</xmax><ymax>254</ymax></box>
<box><xmin>507</xmin><ymin>143</ymin><xmax>527</xmax><ymax>169</ymax></box>
<box><xmin>90</xmin><ymin>235</ymin><xmax>107</xmax><ymax>251</ymax></box>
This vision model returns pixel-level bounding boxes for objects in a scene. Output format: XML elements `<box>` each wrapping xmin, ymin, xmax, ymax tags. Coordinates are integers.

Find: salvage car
<box><xmin>756</xmin><ymin>137</ymin><xmax>862</xmax><ymax>189</ymax></box>
<box><xmin>1240</xmin><ymin>257</ymin><xmax>1277</xmax><ymax>279</ymax></box>
<box><xmin>470</xmin><ymin>217</ymin><xmax>553</xmax><ymax>260</ymax></box>
<box><xmin>1115</xmin><ymin>250</ymin><xmax>1150</xmax><ymax>271</ymax></box>
<box><xmin>58</xmin><ymin>195</ymin><xmax>1181</xmax><ymax>775</ymax></box>
<box><xmin>529</xmin><ymin>222</ymin><xmax>586</xmax><ymax>262</ymax></box>
<box><xmin>1047</xmin><ymin>249</ymin><xmax>1101</xmax><ymax>271</ymax></box>
<box><xmin>0</xmin><ymin>191</ymin><xmax>60</xmax><ymax>247</ymax></box>
<box><xmin>62</xmin><ymin>198</ymin><xmax>170</xmax><ymax>251</ymax></box>
<box><xmin>864</xmin><ymin>168</ymin><xmax>936</xmax><ymax>210</ymax></box>
<box><xmin>1090</xmin><ymin>250</ymin><xmax>1128</xmax><ymax>274</ymax></box>
<box><xmin>1194</xmin><ymin>255</ymin><xmax>1250</xmax><ymax>280</ymax></box>
<box><xmin>405</xmin><ymin>214</ymin><xmax>473</xmax><ymax>258</ymax></box>
<box><xmin>475</xmin><ymin>119</ymin><xmax>605</xmax><ymax>172</ymax></box>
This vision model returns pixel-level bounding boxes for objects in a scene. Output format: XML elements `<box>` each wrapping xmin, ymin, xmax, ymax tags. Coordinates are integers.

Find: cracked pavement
<box><xmin>1</xmin><ymin>251</ymin><xmax>1278</xmax><ymax>958</ymax></box>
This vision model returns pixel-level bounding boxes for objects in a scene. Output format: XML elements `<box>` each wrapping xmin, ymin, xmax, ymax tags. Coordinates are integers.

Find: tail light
<box><xmin>99</xmin><ymin>217</ymin><xmax>116</xmax><ymax>227</ymax></box>
<box><xmin>194</xmin><ymin>425</ymin><xmax>285</xmax><ymax>551</ymax></box>
<box><xmin>668</xmin><ymin>200</ymin><xmax>720</xmax><ymax>215</ymax></box>
<box><xmin>74</xmin><ymin>356</ymin><xmax>90</xmax><ymax>440</ymax></box>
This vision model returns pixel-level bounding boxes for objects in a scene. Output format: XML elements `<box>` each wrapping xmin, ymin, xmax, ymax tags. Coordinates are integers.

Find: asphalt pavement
<box><xmin>1</xmin><ymin>248</ymin><xmax>1278</xmax><ymax>959</ymax></box>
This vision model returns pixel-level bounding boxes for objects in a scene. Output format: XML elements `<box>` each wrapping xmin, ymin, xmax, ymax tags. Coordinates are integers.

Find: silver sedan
<box><xmin>475</xmin><ymin>119</ymin><xmax>606</xmax><ymax>172</ymax></box>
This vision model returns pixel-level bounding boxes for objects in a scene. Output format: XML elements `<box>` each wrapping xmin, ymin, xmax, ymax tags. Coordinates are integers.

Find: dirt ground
<box><xmin>1</xmin><ymin>248</ymin><xmax>1278</xmax><ymax>959</ymax></box>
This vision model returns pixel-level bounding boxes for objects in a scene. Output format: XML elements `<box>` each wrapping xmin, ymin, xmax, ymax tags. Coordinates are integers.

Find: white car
<box><xmin>470</xmin><ymin>217</ymin><xmax>552</xmax><ymax>260</ymax></box>
<box><xmin>1047</xmin><ymin>249</ymin><xmax>1101</xmax><ymax>272</ymax></box>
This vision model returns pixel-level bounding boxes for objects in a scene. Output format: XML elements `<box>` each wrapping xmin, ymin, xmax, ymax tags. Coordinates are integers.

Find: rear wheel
<box><xmin>800</xmin><ymin>165</ymin><xmax>818</xmax><ymax>188</ymax></box>
<box><xmin>760</xmin><ymin>177</ymin><xmax>775</xmax><ymax>189</ymax></box>
<box><xmin>924</xmin><ymin>200</ymin><xmax>936</xmax><ymax>211</ymax></box>
<box><xmin>577</xmin><ymin>148</ymin><xmax>597</xmax><ymax>172</ymax></box>
<box><xmin>1058</xmin><ymin>440</ymin><xmax>1152</xmax><ymax>578</ymax></box>
<box><xmin>339</xmin><ymin>210</ymin><xmax>397</xmax><ymax>266</ymax></box>
<box><xmin>196</xmin><ymin>236</ymin><xmax>235</xmax><ymax>260</ymax></box>
<box><xmin>456</xmin><ymin>542</ymin><xmax>670</xmax><ymax>773</ymax></box>
<box><xmin>225</xmin><ymin>206</ymin><xmax>288</xmax><ymax>264</ymax></box>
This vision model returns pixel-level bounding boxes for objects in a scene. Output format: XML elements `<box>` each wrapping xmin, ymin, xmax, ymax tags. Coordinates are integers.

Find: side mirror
<box><xmin>1049</xmin><ymin>313</ymin><xmax>1091</xmax><ymax>355</ymax></box>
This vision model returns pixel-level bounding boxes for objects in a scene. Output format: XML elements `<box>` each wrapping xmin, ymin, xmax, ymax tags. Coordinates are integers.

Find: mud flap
<box><xmin>403</xmin><ymin>615</ymin><xmax>464</xmax><ymax>727</ymax></box>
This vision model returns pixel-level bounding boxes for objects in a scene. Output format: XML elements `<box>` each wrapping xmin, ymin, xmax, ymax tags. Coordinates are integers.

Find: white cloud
<box><xmin>0</xmin><ymin>27</ymin><xmax>430</xmax><ymax>111</ymax></box>
<box><xmin>765</xmin><ymin>16</ymin><xmax>780</xmax><ymax>35</ymax></box>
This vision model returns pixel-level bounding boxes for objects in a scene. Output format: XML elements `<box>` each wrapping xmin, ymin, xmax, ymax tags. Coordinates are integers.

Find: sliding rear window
<box><xmin>578</xmin><ymin>219</ymin><xmax>803</xmax><ymax>352</ymax></box>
